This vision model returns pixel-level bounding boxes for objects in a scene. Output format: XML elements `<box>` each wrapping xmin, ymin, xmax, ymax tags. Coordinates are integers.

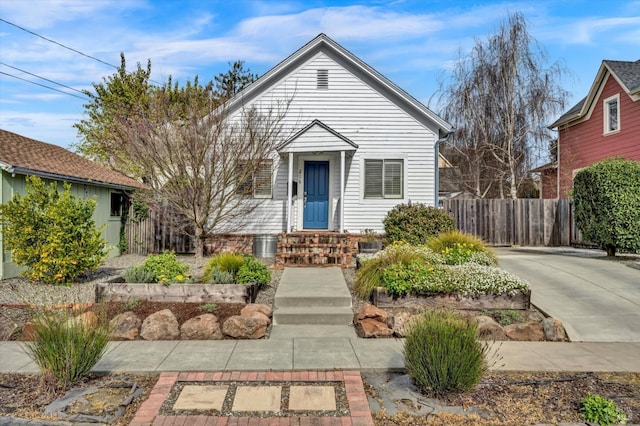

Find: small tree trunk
<box><xmin>605</xmin><ymin>245</ymin><xmax>616</xmax><ymax>257</ymax></box>
<box><xmin>194</xmin><ymin>226</ymin><xmax>206</xmax><ymax>259</ymax></box>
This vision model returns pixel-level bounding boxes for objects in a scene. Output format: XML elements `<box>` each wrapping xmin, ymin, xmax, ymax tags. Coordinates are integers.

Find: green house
<box><xmin>0</xmin><ymin>129</ymin><xmax>145</xmax><ymax>280</ymax></box>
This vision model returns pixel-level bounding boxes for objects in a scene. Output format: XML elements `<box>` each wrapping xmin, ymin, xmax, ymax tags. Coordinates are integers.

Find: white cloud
<box><xmin>0</xmin><ymin>111</ymin><xmax>82</xmax><ymax>148</ymax></box>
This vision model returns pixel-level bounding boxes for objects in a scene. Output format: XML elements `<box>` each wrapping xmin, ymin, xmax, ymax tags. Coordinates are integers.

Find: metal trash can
<box><xmin>253</xmin><ymin>235</ymin><xmax>277</xmax><ymax>258</ymax></box>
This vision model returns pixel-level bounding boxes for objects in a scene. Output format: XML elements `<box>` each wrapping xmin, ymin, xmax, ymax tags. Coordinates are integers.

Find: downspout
<box><xmin>434</xmin><ymin>129</ymin><xmax>455</xmax><ymax>208</ymax></box>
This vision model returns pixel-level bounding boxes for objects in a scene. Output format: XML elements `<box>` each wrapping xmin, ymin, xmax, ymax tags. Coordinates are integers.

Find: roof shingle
<box><xmin>0</xmin><ymin>129</ymin><xmax>145</xmax><ymax>190</ymax></box>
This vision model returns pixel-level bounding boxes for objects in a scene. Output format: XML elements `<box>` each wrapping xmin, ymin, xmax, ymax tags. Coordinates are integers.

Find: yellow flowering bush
<box><xmin>0</xmin><ymin>176</ymin><xmax>107</xmax><ymax>284</ymax></box>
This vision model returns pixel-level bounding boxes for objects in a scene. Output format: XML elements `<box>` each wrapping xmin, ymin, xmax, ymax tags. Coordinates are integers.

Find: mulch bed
<box><xmin>0</xmin><ymin>373</ymin><xmax>159</xmax><ymax>425</ymax></box>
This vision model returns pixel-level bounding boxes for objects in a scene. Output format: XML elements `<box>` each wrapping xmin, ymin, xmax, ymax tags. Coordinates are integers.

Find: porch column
<box><xmin>287</xmin><ymin>152</ymin><xmax>293</xmax><ymax>233</ymax></box>
<box><xmin>340</xmin><ymin>150</ymin><xmax>345</xmax><ymax>233</ymax></box>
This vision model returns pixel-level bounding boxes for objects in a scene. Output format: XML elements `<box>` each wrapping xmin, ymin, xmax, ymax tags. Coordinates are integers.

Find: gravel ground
<box><xmin>0</xmin><ymin>254</ymin><xmax>280</xmax><ymax>307</ymax></box>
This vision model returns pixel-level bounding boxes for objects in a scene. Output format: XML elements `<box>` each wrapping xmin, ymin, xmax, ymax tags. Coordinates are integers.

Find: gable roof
<box><xmin>277</xmin><ymin>119</ymin><xmax>358</xmax><ymax>153</ymax></box>
<box><xmin>0</xmin><ymin>129</ymin><xmax>145</xmax><ymax>190</ymax></box>
<box><xmin>550</xmin><ymin>59</ymin><xmax>640</xmax><ymax>129</ymax></box>
<box><xmin>227</xmin><ymin>34</ymin><xmax>453</xmax><ymax>135</ymax></box>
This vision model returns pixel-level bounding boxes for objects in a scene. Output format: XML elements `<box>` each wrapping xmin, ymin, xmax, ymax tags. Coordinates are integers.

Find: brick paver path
<box><xmin>130</xmin><ymin>370</ymin><xmax>374</xmax><ymax>425</ymax></box>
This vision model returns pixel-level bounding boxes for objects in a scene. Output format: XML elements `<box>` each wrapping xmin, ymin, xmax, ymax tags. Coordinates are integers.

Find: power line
<box><xmin>0</xmin><ymin>71</ymin><xmax>89</xmax><ymax>100</ymax></box>
<box><xmin>0</xmin><ymin>62</ymin><xmax>87</xmax><ymax>95</ymax></box>
<box><xmin>0</xmin><ymin>18</ymin><xmax>119</xmax><ymax>70</ymax></box>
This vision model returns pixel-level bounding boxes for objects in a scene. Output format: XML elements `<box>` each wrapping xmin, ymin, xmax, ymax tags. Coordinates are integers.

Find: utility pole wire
<box><xmin>0</xmin><ymin>62</ymin><xmax>87</xmax><ymax>95</ymax></box>
<box><xmin>0</xmin><ymin>18</ymin><xmax>119</xmax><ymax>70</ymax></box>
<box><xmin>0</xmin><ymin>71</ymin><xmax>89</xmax><ymax>100</ymax></box>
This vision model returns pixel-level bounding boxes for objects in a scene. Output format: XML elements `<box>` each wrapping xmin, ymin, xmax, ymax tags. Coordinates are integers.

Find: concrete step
<box><xmin>269</xmin><ymin>325</ymin><xmax>357</xmax><ymax>339</ymax></box>
<box><xmin>273</xmin><ymin>307</ymin><xmax>354</xmax><ymax>325</ymax></box>
<box><xmin>274</xmin><ymin>295</ymin><xmax>352</xmax><ymax>308</ymax></box>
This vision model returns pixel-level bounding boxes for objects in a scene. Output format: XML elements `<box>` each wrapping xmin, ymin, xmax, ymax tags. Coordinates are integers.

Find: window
<box><xmin>603</xmin><ymin>94</ymin><xmax>620</xmax><ymax>134</ymax></box>
<box><xmin>237</xmin><ymin>159</ymin><xmax>273</xmax><ymax>199</ymax></box>
<box><xmin>317</xmin><ymin>69</ymin><xmax>328</xmax><ymax>89</ymax></box>
<box><xmin>364</xmin><ymin>159</ymin><xmax>403</xmax><ymax>199</ymax></box>
<box><xmin>110</xmin><ymin>192</ymin><xmax>123</xmax><ymax>217</ymax></box>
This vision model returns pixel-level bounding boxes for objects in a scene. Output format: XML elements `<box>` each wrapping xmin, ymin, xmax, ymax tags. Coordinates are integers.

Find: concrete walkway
<box><xmin>2</xmin><ymin>340</ymin><xmax>640</xmax><ymax>374</ymax></box>
<box><xmin>495</xmin><ymin>247</ymin><xmax>640</xmax><ymax>342</ymax></box>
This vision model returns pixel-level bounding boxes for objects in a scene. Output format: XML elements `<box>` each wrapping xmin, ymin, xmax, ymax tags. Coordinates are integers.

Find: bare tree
<box><xmin>113</xmin><ymin>85</ymin><xmax>289</xmax><ymax>258</ymax></box>
<box><xmin>439</xmin><ymin>12</ymin><xmax>568</xmax><ymax>198</ymax></box>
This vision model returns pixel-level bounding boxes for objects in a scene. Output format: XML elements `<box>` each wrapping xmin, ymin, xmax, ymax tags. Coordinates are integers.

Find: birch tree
<box><xmin>439</xmin><ymin>12</ymin><xmax>568</xmax><ymax>198</ymax></box>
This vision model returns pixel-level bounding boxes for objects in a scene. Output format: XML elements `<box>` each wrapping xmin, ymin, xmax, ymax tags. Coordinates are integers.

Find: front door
<box><xmin>303</xmin><ymin>161</ymin><xmax>329</xmax><ymax>229</ymax></box>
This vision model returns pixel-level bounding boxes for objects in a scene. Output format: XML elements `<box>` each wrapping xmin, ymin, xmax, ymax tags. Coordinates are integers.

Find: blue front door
<box><xmin>303</xmin><ymin>161</ymin><xmax>329</xmax><ymax>229</ymax></box>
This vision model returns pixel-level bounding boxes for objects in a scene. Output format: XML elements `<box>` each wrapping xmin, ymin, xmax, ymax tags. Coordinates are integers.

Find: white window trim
<box><xmin>362</xmin><ymin>157</ymin><xmax>406</xmax><ymax>200</ymax></box>
<box><xmin>236</xmin><ymin>159</ymin><xmax>273</xmax><ymax>199</ymax></box>
<box><xmin>603</xmin><ymin>93</ymin><xmax>620</xmax><ymax>136</ymax></box>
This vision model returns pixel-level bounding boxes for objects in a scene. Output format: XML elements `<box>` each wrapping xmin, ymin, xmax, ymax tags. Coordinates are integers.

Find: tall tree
<box><xmin>73</xmin><ymin>54</ymin><xmax>152</xmax><ymax>176</ymax></box>
<box><xmin>438</xmin><ymin>12</ymin><xmax>568</xmax><ymax>198</ymax></box>
<box><xmin>214</xmin><ymin>60</ymin><xmax>259</xmax><ymax>100</ymax></box>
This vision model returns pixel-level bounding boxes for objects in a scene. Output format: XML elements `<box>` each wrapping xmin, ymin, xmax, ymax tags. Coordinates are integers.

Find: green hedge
<box><xmin>573</xmin><ymin>157</ymin><xmax>640</xmax><ymax>256</ymax></box>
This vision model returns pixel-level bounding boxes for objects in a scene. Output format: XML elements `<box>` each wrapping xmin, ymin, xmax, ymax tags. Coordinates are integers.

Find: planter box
<box><xmin>96</xmin><ymin>282</ymin><xmax>258</xmax><ymax>304</ymax></box>
<box><xmin>371</xmin><ymin>287</ymin><xmax>531</xmax><ymax>310</ymax></box>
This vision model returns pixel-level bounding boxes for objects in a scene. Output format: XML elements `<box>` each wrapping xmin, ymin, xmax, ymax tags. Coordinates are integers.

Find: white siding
<box><xmin>224</xmin><ymin>51</ymin><xmax>437</xmax><ymax>234</ymax></box>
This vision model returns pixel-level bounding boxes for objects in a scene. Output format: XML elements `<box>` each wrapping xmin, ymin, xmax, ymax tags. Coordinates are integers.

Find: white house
<box><xmin>221</xmin><ymin>34</ymin><xmax>453</xmax><ymax>237</ymax></box>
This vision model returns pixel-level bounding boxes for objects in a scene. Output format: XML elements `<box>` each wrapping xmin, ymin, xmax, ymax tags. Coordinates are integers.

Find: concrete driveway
<box><xmin>495</xmin><ymin>247</ymin><xmax>640</xmax><ymax>342</ymax></box>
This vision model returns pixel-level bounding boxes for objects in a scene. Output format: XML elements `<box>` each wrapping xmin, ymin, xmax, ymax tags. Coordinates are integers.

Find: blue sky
<box><xmin>1</xmin><ymin>0</ymin><xmax>639</xmax><ymax>149</ymax></box>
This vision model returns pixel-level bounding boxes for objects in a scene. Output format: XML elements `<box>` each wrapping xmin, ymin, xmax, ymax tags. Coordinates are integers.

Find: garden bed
<box><xmin>96</xmin><ymin>281</ymin><xmax>259</xmax><ymax>304</ymax></box>
<box><xmin>371</xmin><ymin>287</ymin><xmax>531</xmax><ymax>310</ymax></box>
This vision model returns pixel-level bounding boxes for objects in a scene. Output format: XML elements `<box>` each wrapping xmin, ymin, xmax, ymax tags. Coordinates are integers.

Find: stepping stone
<box><xmin>233</xmin><ymin>386</ymin><xmax>281</xmax><ymax>412</ymax></box>
<box><xmin>289</xmin><ymin>385</ymin><xmax>336</xmax><ymax>411</ymax></box>
<box><xmin>173</xmin><ymin>385</ymin><xmax>228</xmax><ymax>411</ymax></box>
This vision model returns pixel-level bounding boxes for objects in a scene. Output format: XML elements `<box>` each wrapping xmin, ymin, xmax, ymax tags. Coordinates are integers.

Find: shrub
<box><xmin>383</xmin><ymin>202</ymin><xmax>456</xmax><ymax>245</ymax></box>
<box><xmin>123</xmin><ymin>265</ymin><xmax>157</xmax><ymax>283</ymax></box>
<box><xmin>580</xmin><ymin>393</ymin><xmax>627</xmax><ymax>426</ymax></box>
<box><xmin>199</xmin><ymin>303</ymin><xmax>218</xmax><ymax>313</ymax></box>
<box><xmin>141</xmin><ymin>251</ymin><xmax>191</xmax><ymax>284</ymax></box>
<box><xmin>0</xmin><ymin>176</ymin><xmax>107</xmax><ymax>284</ymax></box>
<box><xmin>427</xmin><ymin>231</ymin><xmax>497</xmax><ymax>265</ymax></box>
<box><xmin>413</xmin><ymin>264</ymin><xmax>529</xmax><ymax>297</ymax></box>
<box><xmin>354</xmin><ymin>243</ymin><xmax>442</xmax><ymax>299</ymax></box>
<box><xmin>206</xmin><ymin>268</ymin><xmax>235</xmax><ymax>284</ymax></box>
<box><xmin>573</xmin><ymin>157</ymin><xmax>640</xmax><ymax>256</ymax></box>
<box><xmin>203</xmin><ymin>253</ymin><xmax>245</xmax><ymax>282</ymax></box>
<box><xmin>381</xmin><ymin>262</ymin><xmax>441</xmax><ymax>298</ymax></box>
<box><xmin>404</xmin><ymin>309</ymin><xmax>487</xmax><ymax>396</ymax></box>
<box><xmin>23</xmin><ymin>308</ymin><xmax>110</xmax><ymax>390</ymax></box>
<box><xmin>236</xmin><ymin>257</ymin><xmax>271</xmax><ymax>287</ymax></box>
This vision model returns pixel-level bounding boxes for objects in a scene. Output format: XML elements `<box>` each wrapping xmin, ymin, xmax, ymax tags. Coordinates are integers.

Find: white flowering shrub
<box><xmin>412</xmin><ymin>263</ymin><xmax>529</xmax><ymax>296</ymax></box>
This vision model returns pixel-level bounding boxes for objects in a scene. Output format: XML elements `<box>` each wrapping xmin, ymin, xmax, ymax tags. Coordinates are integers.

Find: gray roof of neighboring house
<box><xmin>0</xmin><ymin>129</ymin><xmax>145</xmax><ymax>190</ymax></box>
<box><xmin>549</xmin><ymin>59</ymin><xmax>640</xmax><ymax>129</ymax></box>
<box><xmin>606</xmin><ymin>59</ymin><xmax>640</xmax><ymax>94</ymax></box>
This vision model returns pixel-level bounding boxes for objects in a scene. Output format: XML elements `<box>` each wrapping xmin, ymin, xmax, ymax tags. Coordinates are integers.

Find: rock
<box><xmin>109</xmin><ymin>311</ymin><xmax>141</xmax><ymax>341</ymax></box>
<box><xmin>222</xmin><ymin>315</ymin><xmax>268</xmax><ymax>339</ymax></box>
<box><xmin>22</xmin><ymin>322</ymin><xmax>36</xmax><ymax>341</ymax></box>
<box><xmin>391</xmin><ymin>312</ymin><xmax>418</xmax><ymax>338</ymax></box>
<box><xmin>355</xmin><ymin>318</ymin><xmax>394</xmax><ymax>338</ymax></box>
<box><xmin>504</xmin><ymin>321</ymin><xmax>544</xmax><ymax>341</ymax></box>
<box><xmin>181</xmin><ymin>314</ymin><xmax>223</xmax><ymax>340</ymax></box>
<box><xmin>241</xmin><ymin>304</ymin><xmax>272</xmax><ymax>318</ymax></box>
<box><xmin>354</xmin><ymin>303</ymin><xmax>388</xmax><ymax>323</ymax></box>
<box><xmin>245</xmin><ymin>311</ymin><xmax>271</xmax><ymax>325</ymax></box>
<box><xmin>140</xmin><ymin>309</ymin><xmax>180</xmax><ymax>340</ymax></box>
<box><xmin>524</xmin><ymin>310</ymin><xmax>545</xmax><ymax>323</ymax></box>
<box><xmin>475</xmin><ymin>315</ymin><xmax>508</xmax><ymax>341</ymax></box>
<box><xmin>541</xmin><ymin>318</ymin><xmax>567</xmax><ymax>342</ymax></box>
<box><xmin>0</xmin><ymin>316</ymin><xmax>20</xmax><ymax>341</ymax></box>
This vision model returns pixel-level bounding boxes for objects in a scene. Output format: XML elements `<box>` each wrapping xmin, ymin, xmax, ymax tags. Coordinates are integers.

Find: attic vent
<box><xmin>316</xmin><ymin>69</ymin><xmax>328</xmax><ymax>89</ymax></box>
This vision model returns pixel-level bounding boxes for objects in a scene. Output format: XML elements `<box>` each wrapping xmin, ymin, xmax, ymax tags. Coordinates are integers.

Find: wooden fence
<box><xmin>124</xmin><ymin>203</ymin><xmax>194</xmax><ymax>255</ymax></box>
<box><xmin>441</xmin><ymin>198</ymin><xmax>590</xmax><ymax>247</ymax></box>
<box><xmin>126</xmin><ymin>198</ymin><xmax>592</xmax><ymax>254</ymax></box>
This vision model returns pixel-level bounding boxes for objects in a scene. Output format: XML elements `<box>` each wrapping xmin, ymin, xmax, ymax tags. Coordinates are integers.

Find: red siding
<box><xmin>540</xmin><ymin>169</ymin><xmax>558</xmax><ymax>199</ymax></box>
<box><xmin>558</xmin><ymin>74</ymin><xmax>640</xmax><ymax>197</ymax></box>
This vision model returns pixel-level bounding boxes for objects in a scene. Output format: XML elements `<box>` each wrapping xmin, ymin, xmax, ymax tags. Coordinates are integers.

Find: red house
<box><xmin>537</xmin><ymin>59</ymin><xmax>640</xmax><ymax>198</ymax></box>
